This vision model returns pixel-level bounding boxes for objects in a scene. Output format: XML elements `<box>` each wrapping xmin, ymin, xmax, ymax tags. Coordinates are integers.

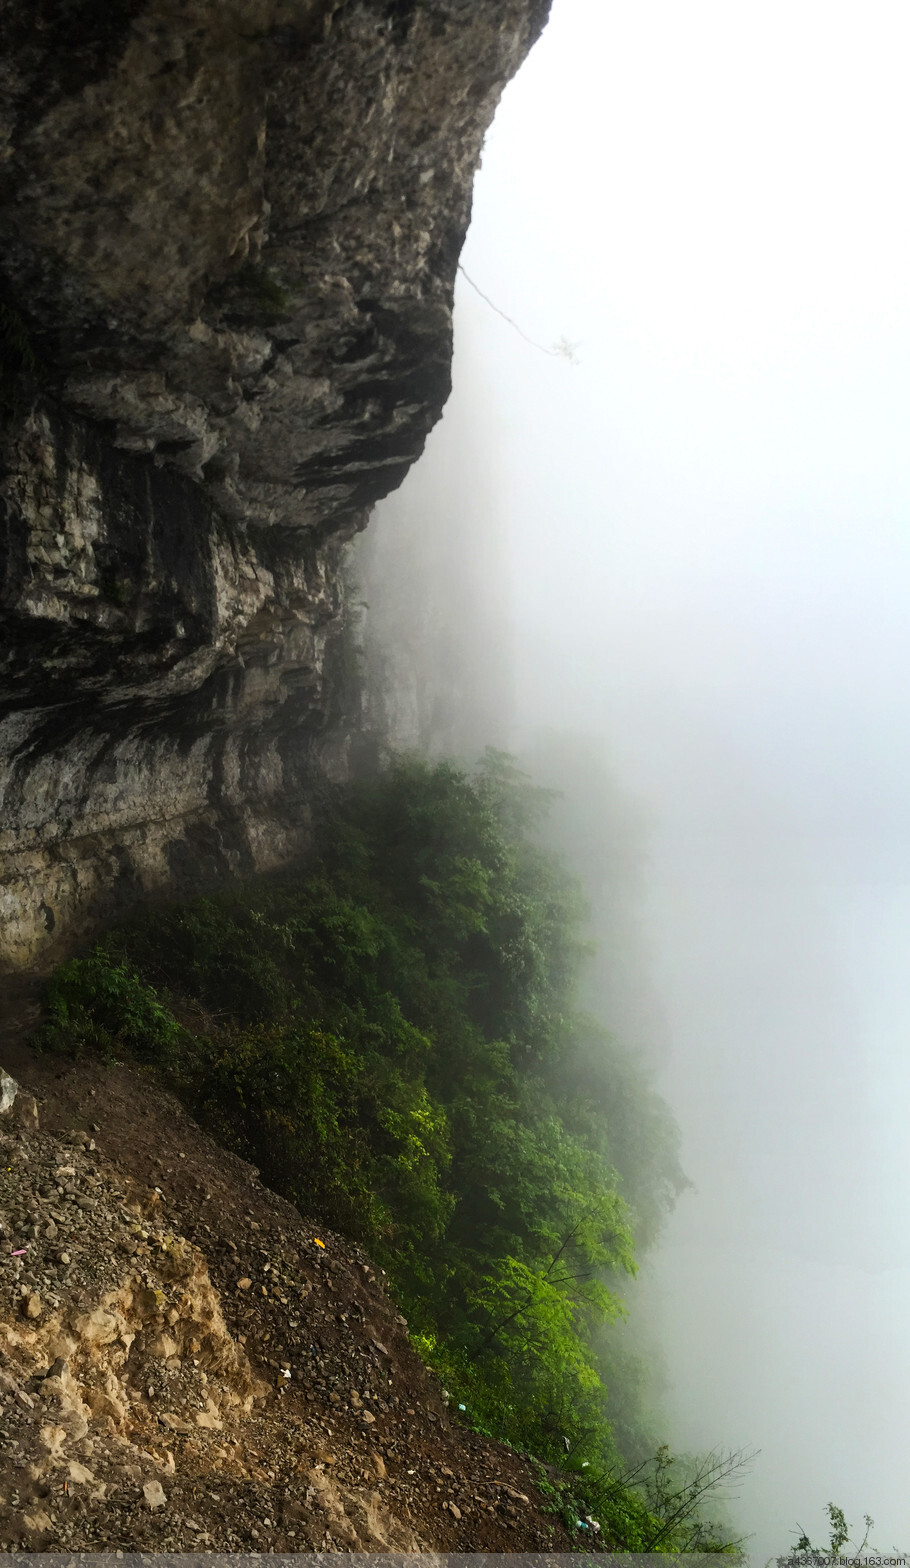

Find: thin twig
<box><xmin>457</xmin><ymin>265</ymin><xmax>578</xmax><ymax>361</ymax></box>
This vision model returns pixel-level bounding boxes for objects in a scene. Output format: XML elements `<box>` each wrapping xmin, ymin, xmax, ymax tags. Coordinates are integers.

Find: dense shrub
<box><xmin>38</xmin><ymin>751</ymin><xmax>737</xmax><ymax>1548</ymax></box>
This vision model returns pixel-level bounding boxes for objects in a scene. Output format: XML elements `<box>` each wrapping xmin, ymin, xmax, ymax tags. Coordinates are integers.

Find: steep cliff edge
<box><xmin>0</xmin><ymin>0</ymin><xmax>550</xmax><ymax>969</ymax></box>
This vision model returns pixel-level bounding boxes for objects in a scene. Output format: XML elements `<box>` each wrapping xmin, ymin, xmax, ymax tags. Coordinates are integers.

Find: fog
<box><xmin>355</xmin><ymin>0</ymin><xmax>910</xmax><ymax>1557</ymax></box>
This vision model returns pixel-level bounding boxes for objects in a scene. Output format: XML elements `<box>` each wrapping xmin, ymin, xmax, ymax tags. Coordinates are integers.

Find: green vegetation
<box><xmin>37</xmin><ymin>749</ymin><xmax>741</xmax><ymax>1550</ymax></box>
<box><xmin>790</xmin><ymin>1501</ymin><xmax>878</xmax><ymax>1558</ymax></box>
<box><xmin>221</xmin><ymin>261</ymin><xmax>293</xmax><ymax>323</ymax></box>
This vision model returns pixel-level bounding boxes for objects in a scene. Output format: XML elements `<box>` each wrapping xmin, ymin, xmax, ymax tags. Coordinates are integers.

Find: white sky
<box><xmin>374</xmin><ymin>0</ymin><xmax>910</xmax><ymax>1555</ymax></box>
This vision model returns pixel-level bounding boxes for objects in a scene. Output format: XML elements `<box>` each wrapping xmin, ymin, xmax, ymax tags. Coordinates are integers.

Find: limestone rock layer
<box><xmin>0</xmin><ymin>0</ymin><xmax>550</xmax><ymax>967</ymax></box>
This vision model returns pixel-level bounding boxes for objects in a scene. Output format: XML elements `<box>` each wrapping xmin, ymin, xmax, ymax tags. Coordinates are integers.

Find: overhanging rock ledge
<box><xmin>0</xmin><ymin>0</ymin><xmax>550</xmax><ymax>969</ymax></box>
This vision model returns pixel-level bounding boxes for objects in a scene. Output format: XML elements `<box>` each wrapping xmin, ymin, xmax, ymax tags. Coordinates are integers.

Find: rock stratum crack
<box><xmin>0</xmin><ymin>0</ymin><xmax>550</xmax><ymax>967</ymax></box>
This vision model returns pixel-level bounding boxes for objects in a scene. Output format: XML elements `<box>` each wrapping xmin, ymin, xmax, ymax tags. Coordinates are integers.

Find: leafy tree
<box><xmin>790</xmin><ymin>1501</ymin><xmax>877</xmax><ymax>1559</ymax></box>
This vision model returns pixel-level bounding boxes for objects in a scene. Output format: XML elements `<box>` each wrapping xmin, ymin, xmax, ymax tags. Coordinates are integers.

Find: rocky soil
<box><xmin>0</xmin><ymin>1036</ymin><xmax>585</xmax><ymax>1553</ymax></box>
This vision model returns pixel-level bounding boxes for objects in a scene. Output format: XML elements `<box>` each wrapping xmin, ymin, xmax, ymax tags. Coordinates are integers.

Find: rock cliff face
<box><xmin>0</xmin><ymin>0</ymin><xmax>550</xmax><ymax>969</ymax></box>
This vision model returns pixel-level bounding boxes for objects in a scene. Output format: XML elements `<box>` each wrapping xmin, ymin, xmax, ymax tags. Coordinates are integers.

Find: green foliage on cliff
<box><xmin>209</xmin><ymin>260</ymin><xmax>293</xmax><ymax>325</ymax></box>
<box><xmin>38</xmin><ymin>750</ymin><xmax>738</xmax><ymax>1550</ymax></box>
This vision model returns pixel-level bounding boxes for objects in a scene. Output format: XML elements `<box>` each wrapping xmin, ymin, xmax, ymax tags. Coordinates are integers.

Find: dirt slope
<box><xmin>0</xmin><ymin>1037</ymin><xmax>582</xmax><ymax>1552</ymax></box>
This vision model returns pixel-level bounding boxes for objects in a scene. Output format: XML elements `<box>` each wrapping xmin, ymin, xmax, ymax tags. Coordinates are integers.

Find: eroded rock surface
<box><xmin>0</xmin><ymin>1115</ymin><xmax>422</xmax><ymax>1551</ymax></box>
<box><xmin>0</xmin><ymin>0</ymin><xmax>549</xmax><ymax>966</ymax></box>
<box><xmin>0</xmin><ymin>1048</ymin><xmax>573</xmax><ymax>1552</ymax></box>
